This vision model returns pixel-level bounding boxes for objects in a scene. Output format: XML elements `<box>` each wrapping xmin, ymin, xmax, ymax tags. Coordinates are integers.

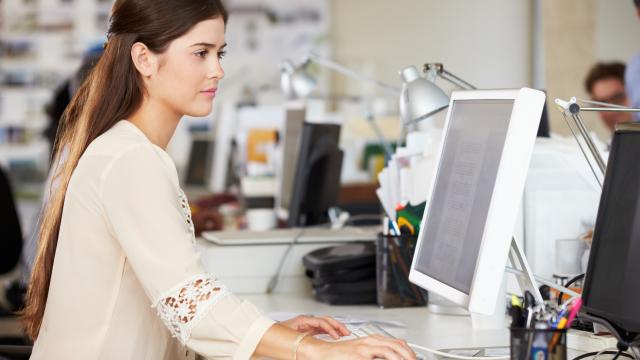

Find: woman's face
<box><xmin>149</xmin><ymin>17</ymin><xmax>226</xmax><ymax>118</ymax></box>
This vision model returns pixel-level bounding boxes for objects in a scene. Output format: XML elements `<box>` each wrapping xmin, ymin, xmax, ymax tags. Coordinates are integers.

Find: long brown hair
<box><xmin>22</xmin><ymin>0</ymin><xmax>228</xmax><ymax>340</ymax></box>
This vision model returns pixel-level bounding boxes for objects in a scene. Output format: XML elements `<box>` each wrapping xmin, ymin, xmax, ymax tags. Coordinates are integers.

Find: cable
<box><xmin>266</xmin><ymin>213</ymin><xmax>383</xmax><ymax>293</ymax></box>
<box><xmin>266</xmin><ymin>227</ymin><xmax>308</xmax><ymax>294</ymax></box>
<box><xmin>594</xmin><ymin>348</ymin><xmax>618</xmax><ymax>360</ymax></box>
<box><xmin>408</xmin><ymin>343</ymin><xmax>508</xmax><ymax>360</ymax></box>
<box><xmin>408</xmin><ymin>343</ymin><xmax>635</xmax><ymax>360</ymax></box>
<box><xmin>557</xmin><ymin>273</ymin><xmax>585</xmax><ymax>306</ymax></box>
<box><xmin>571</xmin><ymin>350</ymin><xmax>634</xmax><ymax>360</ymax></box>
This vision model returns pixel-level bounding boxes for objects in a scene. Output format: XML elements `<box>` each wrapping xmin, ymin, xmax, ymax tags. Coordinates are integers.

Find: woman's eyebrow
<box><xmin>190</xmin><ymin>42</ymin><xmax>227</xmax><ymax>49</ymax></box>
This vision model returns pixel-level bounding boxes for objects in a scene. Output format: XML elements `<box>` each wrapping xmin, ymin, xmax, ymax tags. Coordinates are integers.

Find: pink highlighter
<box><xmin>566</xmin><ymin>298</ymin><xmax>583</xmax><ymax>328</ymax></box>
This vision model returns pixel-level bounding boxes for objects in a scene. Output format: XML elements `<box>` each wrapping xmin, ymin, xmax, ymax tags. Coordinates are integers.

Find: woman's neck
<box><xmin>127</xmin><ymin>97</ymin><xmax>181</xmax><ymax>149</ymax></box>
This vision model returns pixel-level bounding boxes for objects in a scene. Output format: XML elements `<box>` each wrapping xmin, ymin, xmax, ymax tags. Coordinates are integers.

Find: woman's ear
<box><xmin>131</xmin><ymin>42</ymin><xmax>158</xmax><ymax>78</ymax></box>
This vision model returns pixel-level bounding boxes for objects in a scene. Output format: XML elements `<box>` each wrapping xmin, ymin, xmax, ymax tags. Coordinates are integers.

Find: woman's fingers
<box><xmin>286</xmin><ymin>315</ymin><xmax>350</xmax><ymax>338</ymax></box>
<box><xmin>363</xmin><ymin>345</ymin><xmax>402</xmax><ymax>360</ymax></box>
<box><xmin>363</xmin><ymin>335</ymin><xmax>416</xmax><ymax>360</ymax></box>
<box><xmin>320</xmin><ymin>316</ymin><xmax>351</xmax><ymax>336</ymax></box>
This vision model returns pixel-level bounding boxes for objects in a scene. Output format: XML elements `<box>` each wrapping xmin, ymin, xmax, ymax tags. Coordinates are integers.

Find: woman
<box><xmin>22</xmin><ymin>1</ymin><xmax>416</xmax><ymax>359</ymax></box>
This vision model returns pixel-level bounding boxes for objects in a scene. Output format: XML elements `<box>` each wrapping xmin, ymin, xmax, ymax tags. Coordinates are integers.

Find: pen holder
<box><xmin>510</xmin><ymin>327</ymin><xmax>567</xmax><ymax>360</ymax></box>
<box><xmin>376</xmin><ymin>233</ymin><xmax>428</xmax><ymax>308</ymax></box>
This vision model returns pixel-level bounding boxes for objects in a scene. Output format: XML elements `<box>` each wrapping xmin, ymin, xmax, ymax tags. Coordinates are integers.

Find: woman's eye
<box><xmin>195</xmin><ymin>50</ymin><xmax>208</xmax><ymax>58</ymax></box>
<box><xmin>217</xmin><ymin>50</ymin><xmax>226</xmax><ymax>59</ymax></box>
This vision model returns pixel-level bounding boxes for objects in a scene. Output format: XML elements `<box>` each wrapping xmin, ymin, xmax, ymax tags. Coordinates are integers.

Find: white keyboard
<box><xmin>314</xmin><ymin>322</ymin><xmax>393</xmax><ymax>342</ymax></box>
<box><xmin>347</xmin><ymin>323</ymin><xmax>395</xmax><ymax>341</ymax></box>
<box><xmin>201</xmin><ymin>226</ymin><xmax>379</xmax><ymax>245</ymax></box>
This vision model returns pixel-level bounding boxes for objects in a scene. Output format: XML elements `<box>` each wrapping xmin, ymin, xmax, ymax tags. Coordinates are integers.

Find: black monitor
<box><xmin>185</xmin><ymin>135</ymin><xmax>213</xmax><ymax>186</ymax></box>
<box><xmin>288</xmin><ymin>123</ymin><xmax>343</xmax><ymax>227</ymax></box>
<box><xmin>581</xmin><ymin>123</ymin><xmax>640</xmax><ymax>348</ymax></box>
<box><xmin>536</xmin><ymin>101</ymin><xmax>550</xmax><ymax>138</ymax></box>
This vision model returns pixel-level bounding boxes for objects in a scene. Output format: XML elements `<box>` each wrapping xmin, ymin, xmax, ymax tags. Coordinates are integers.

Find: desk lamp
<box><xmin>399</xmin><ymin>63</ymin><xmax>476</xmax><ymax>125</ymax></box>
<box><xmin>280</xmin><ymin>52</ymin><xmax>400</xmax><ymax>100</ymax></box>
<box><xmin>280</xmin><ymin>52</ymin><xmax>405</xmax><ymax>160</ymax></box>
<box><xmin>555</xmin><ymin>97</ymin><xmax>640</xmax><ymax>187</ymax></box>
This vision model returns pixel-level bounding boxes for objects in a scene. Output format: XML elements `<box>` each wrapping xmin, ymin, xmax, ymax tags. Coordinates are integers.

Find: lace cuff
<box><xmin>153</xmin><ymin>274</ymin><xmax>229</xmax><ymax>344</ymax></box>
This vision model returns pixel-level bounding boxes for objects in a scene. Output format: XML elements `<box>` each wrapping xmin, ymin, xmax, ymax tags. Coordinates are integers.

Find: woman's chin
<box><xmin>186</xmin><ymin>105</ymin><xmax>213</xmax><ymax>118</ymax></box>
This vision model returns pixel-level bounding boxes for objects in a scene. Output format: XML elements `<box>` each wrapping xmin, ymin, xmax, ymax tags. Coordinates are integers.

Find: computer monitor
<box><xmin>409</xmin><ymin>88</ymin><xmax>546</xmax><ymax>316</ymax></box>
<box><xmin>581</xmin><ymin>123</ymin><xmax>640</xmax><ymax>346</ymax></box>
<box><xmin>276</xmin><ymin>107</ymin><xmax>306</xmax><ymax>216</ymax></box>
<box><xmin>288</xmin><ymin>122</ymin><xmax>343</xmax><ymax>227</ymax></box>
<box><xmin>185</xmin><ymin>134</ymin><xmax>214</xmax><ymax>186</ymax></box>
<box><xmin>537</xmin><ymin>100</ymin><xmax>550</xmax><ymax>138</ymax></box>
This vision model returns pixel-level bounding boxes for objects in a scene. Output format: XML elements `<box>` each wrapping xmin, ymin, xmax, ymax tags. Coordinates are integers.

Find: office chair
<box><xmin>0</xmin><ymin>166</ymin><xmax>22</xmax><ymax>276</ymax></box>
<box><xmin>0</xmin><ymin>344</ymin><xmax>31</xmax><ymax>359</ymax></box>
<box><xmin>0</xmin><ymin>167</ymin><xmax>32</xmax><ymax>358</ymax></box>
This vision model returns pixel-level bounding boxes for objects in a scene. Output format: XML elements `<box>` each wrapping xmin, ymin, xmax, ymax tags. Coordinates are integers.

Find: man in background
<box><xmin>625</xmin><ymin>0</ymin><xmax>640</xmax><ymax>120</ymax></box>
<box><xmin>585</xmin><ymin>62</ymin><xmax>633</xmax><ymax>131</ymax></box>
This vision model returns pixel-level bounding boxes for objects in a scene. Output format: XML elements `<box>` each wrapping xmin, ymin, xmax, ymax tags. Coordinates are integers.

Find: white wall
<box><xmin>329</xmin><ymin>0</ymin><xmax>533</xmax><ymax>95</ymax></box>
<box><xmin>596</xmin><ymin>0</ymin><xmax>640</xmax><ymax>63</ymax></box>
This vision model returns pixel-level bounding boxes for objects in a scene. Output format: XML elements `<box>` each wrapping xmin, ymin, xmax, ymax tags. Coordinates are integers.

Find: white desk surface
<box><xmin>243</xmin><ymin>293</ymin><xmax>510</xmax><ymax>353</ymax></box>
<box><xmin>241</xmin><ymin>293</ymin><xmax>612</xmax><ymax>359</ymax></box>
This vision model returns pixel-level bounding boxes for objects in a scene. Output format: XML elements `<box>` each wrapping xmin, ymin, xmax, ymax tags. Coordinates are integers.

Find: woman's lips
<box><xmin>201</xmin><ymin>88</ymin><xmax>217</xmax><ymax>98</ymax></box>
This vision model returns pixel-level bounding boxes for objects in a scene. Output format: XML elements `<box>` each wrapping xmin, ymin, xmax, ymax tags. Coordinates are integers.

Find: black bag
<box><xmin>303</xmin><ymin>243</ymin><xmax>377</xmax><ymax>305</ymax></box>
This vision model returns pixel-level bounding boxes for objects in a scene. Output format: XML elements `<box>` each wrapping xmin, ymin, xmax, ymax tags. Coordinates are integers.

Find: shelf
<box><xmin>0</xmin><ymin>0</ymin><xmax>110</xmax><ymax>150</ymax></box>
<box><xmin>0</xmin><ymin>86</ymin><xmax>53</xmax><ymax>94</ymax></box>
<box><xmin>0</xmin><ymin>117</ymin><xmax>49</xmax><ymax>129</ymax></box>
<box><xmin>0</xmin><ymin>139</ymin><xmax>49</xmax><ymax>164</ymax></box>
<box><xmin>0</xmin><ymin>58</ymin><xmax>80</xmax><ymax>72</ymax></box>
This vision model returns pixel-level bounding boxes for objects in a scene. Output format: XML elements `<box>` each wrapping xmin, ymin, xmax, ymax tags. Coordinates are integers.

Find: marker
<box><xmin>566</xmin><ymin>298</ymin><xmax>582</xmax><ymax>328</ymax></box>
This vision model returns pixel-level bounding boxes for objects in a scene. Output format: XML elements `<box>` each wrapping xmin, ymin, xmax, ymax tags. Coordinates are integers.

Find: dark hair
<box><xmin>584</xmin><ymin>62</ymin><xmax>626</xmax><ymax>94</ymax></box>
<box><xmin>22</xmin><ymin>0</ymin><xmax>228</xmax><ymax>340</ymax></box>
<box><xmin>635</xmin><ymin>0</ymin><xmax>640</xmax><ymax>9</ymax></box>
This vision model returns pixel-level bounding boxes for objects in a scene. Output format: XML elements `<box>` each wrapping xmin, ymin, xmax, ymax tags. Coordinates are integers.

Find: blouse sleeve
<box><xmin>99</xmin><ymin>144</ymin><xmax>274</xmax><ymax>359</ymax></box>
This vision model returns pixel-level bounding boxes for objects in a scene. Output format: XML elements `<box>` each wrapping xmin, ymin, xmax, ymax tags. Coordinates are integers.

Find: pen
<box><xmin>511</xmin><ymin>295</ymin><xmax>523</xmax><ymax>308</ymax></box>
<box><xmin>390</xmin><ymin>219</ymin><xmax>401</xmax><ymax>236</ymax></box>
<box><xmin>555</xmin><ymin>308</ymin><xmax>567</xmax><ymax>325</ymax></box>
<box><xmin>566</xmin><ymin>298</ymin><xmax>582</xmax><ymax>328</ymax></box>
<box><xmin>548</xmin><ymin>316</ymin><xmax>567</xmax><ymax>353</ymax></box>
<box><xmin>548</xmin><ymin>299</ymin><xmax>582</xmax><ymax>353</ymax></box>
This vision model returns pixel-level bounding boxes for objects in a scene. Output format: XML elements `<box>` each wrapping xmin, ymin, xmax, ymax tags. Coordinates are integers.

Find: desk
<box><xmin>198</xmin><ymin>236</ymin><xmax>612</xmax><ymax>359</ymax></box>
<box><xmin>244</xmin><ymin>293</ymin><xmax>510</xmax><ymax>353</ymax></box>
<box><xmin>243</xmin><ymin>293</ymin><xmax>607</xmax><ymax>359</ymax></box>
<box><xmin>197</xmin><ymin>230</ymin><xmax>377</xmax><ymax>294</ymax></box>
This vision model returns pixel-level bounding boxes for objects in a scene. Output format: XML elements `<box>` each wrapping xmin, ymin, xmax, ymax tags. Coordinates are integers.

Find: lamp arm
<box><xmin>439</xmin><ymin>69</ymin><xmax>478</xmax><ymax>90</ymax></box>
<box><xmin>575</xmin><ymin>98</ymin><xmax>631</xmax><ymax>109</ymax></box>
<box><xmin>423</xmin><ymin>63</ymin><xmax>477</xmax><ymax>90</ymax></box>
<box><xmin>555</xmin><ymin>97</ymin><xmax>640</xmax><ymax>184</ymax></box>
<box><xmin>307</xmin><ymin>53</ymin><xmax>401</xmax><ymax>95</ymax></box>
<box><xmin>579</xmin><ymin>107</ymin><xmax>640</xmax><ymax>113</ymax></box>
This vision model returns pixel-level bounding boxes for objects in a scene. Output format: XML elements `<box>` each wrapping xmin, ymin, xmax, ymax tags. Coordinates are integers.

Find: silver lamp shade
<box><xmin>280</xmin><ymin>60</ymin><xmax>317</xmax><ymax>100</ymax></box>
<box><xmin>399</xmin><ymin>66</ymin><xmax>449</xmax><ymax>125</ymax></box>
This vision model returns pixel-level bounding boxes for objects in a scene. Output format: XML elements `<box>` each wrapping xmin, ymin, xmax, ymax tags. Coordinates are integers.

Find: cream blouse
<box><xmin>31</xmin><ymin>120</ymin><xmax>275</xmax><ymax>359</ymax></box>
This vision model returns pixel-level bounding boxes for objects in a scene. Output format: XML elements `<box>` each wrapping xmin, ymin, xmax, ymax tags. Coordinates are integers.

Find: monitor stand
<box><xmin>428</xmin><ymin>237</ymin><xmax>543</xmax><ymax>330</ymax></box>
<box><xmin>432</xmin><ymin>238</ymin><xmax>545</xmax><ymax>358</ymax></box>
<box><xmin>427</xmin><ymin>294</ymin><xmax>469</xmax><ymax>316</ymax></box>
<box><xmin>507</xmin><ymin>237</ymin><xmax>544</xmax><ymax>305</ymax></box>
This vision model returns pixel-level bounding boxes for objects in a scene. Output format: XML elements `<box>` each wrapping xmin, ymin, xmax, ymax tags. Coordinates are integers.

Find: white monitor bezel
<box><xmin>408</xmin><ymin>88</ymin><xmax>545</xmax><ymax>315</ymax></box>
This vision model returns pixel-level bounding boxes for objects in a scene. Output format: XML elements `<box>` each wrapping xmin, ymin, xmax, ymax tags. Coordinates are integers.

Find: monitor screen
<box><xmin>582</xmin><ymin>126</ymin><xmax>640</xmax><ymax>333</ymax></box>
<box><xmin>288</xmin><ymin>122</ymin><xmax>343</xmax><ymax>227</ymax></box>
<box><xmin>413</xmin><ymin>99</ymin><xmax>514</xmax><ymax>294</ymax></box>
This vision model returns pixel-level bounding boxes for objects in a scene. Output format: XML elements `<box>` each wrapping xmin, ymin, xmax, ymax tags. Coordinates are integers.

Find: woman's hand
<box><xmin>280</xmin><ymin>315</ymin><xmax>350</xmax><ymax>340</ymax></box>
<box><xmin>301</xmin><ymin>335</ymin><xmax>417</xmax><ymax>360</ymax></box>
